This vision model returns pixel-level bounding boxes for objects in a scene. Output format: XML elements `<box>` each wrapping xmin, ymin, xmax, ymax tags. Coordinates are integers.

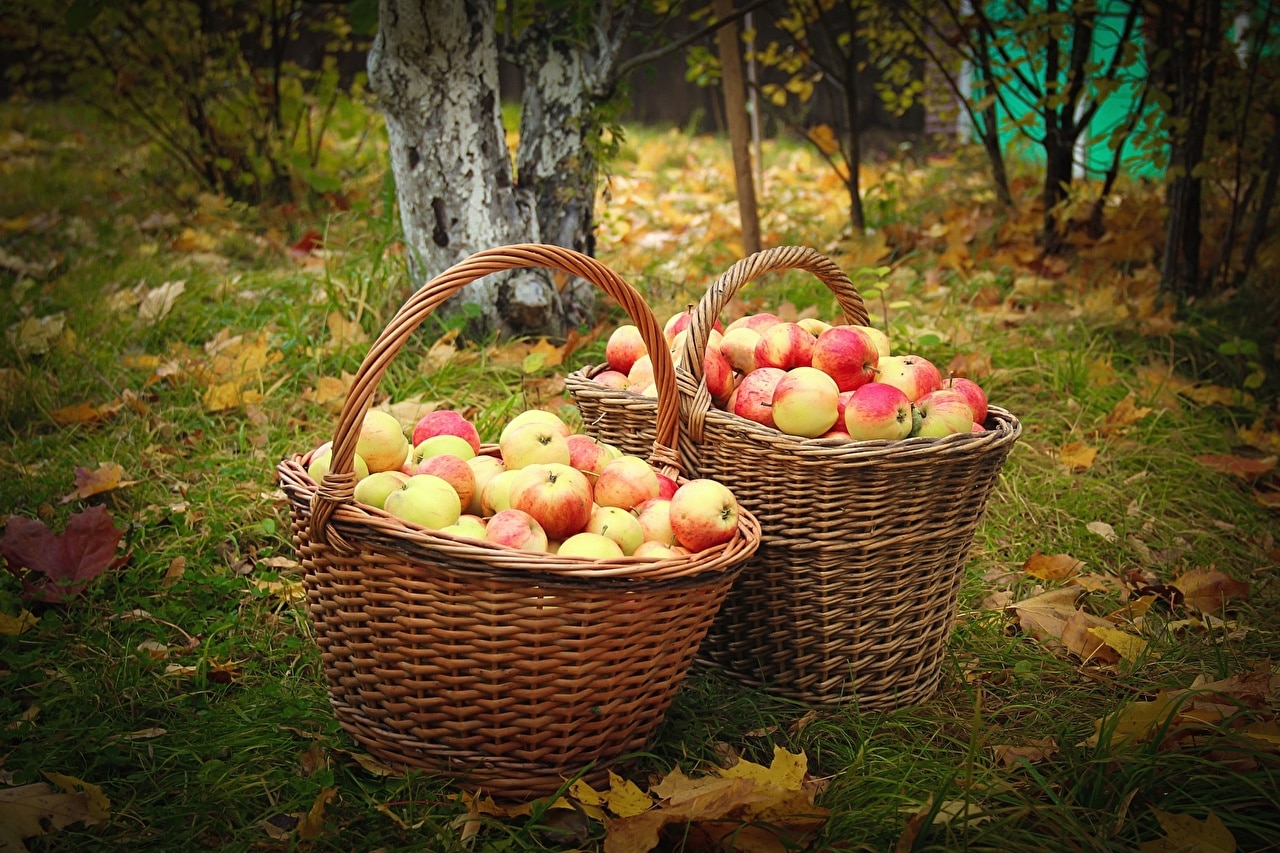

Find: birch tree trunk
<box><xmin>368</xmin><ymin>0</ymin><xmax>570</xmax><ymax>337</ymax></box>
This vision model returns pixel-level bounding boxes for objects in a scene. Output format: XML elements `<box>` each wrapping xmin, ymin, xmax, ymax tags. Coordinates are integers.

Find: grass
<box><xmin>2</xmin><ymin>99</ymin><xmax>1279</xmax><ymax>852</ymax></box>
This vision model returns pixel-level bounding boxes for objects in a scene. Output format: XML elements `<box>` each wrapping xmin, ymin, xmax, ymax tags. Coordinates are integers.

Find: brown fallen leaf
<box><xmin>0</xmin><ymin>505</ymin><xmax>126</xmax><ymax>603</ymax></box>
<box><xmin>1009</xmin><ymin>586</ymin><xmax>1082</xmax><ymax>643</ymax></box>
<box><xmin>1171</xmin><ymin>567</ymin><xmax>1250</xmax><ymax>614</ymax></box>
<box><xmin>992</xmin><ymin>738</ymin><xmax>1059</xmax><ymax>767</ymax></box>
<box><xmin>1100</xmin><ymin>393</ymin><xmax>1153</xmax><ymax>435</ymax></box>
<box><xmin>1194</xmin><ymin>453</ymin><xmax>1277</xmax><ymax>481</ymax></box>
<box><xmin>296</xmin><ymin>786</ymin><xmax>337</xmax><ymax>840</ymax></box>
<box><xmin>1061</xmin><ymin>610</ymin><xmax>1121</xmax><ymax>665</ymax></box>
<box><xmin>1023</xmin><ymin>552</ymin><xmax>1084</xmax><ymax>581</ymax></box>
<box><xmin>0</xmin><ymin>774</ymin><xmax>111</xmax><ymax>851</ymax></box>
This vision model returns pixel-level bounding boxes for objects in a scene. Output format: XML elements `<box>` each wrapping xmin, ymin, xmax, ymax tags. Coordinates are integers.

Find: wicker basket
<box><xmin>277</xmin><ymin>244</ymin><xmax>760</xmax><ymax>798</ymax></box>
<box><xmin>568</xmin><ymin>245</ymin><xmax>1021</xmax><ymax>708</ymax></box>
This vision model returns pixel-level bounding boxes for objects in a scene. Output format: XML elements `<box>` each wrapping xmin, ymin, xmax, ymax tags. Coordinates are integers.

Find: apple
<box><xmin>410</xmin><ymin>453</ymin><xmax>476</xmax><ymax>510</ymax></box>
<box><xmin>585</xmin><ymin>505</ymin><xmax>646</xmax><ymax>555</ymax></box>
<box><xmin>499</xmin><ymin>409</ymin><xmax>571</xmax><ymax>442</ymax></box>
<box><xmin>797</xmin><ymin>317</ymin><xmax>833</xmax><ymax>337</ymax></box>
<box><xmin>851</xmin><ymin>324</ymin><xmax>891</xmax><ymax>358</ymax></box>
<box><xmin>592</xmin><ymin>369</ymin><xmax>631</xmax><ymax>390</ymax></box>
<box><xmin>557</xmin><ymin>531</ymin><xmax>625</xmax><ymax>559</ymax></box>
<box><xmin>307</xmin><ymin>443</ymin><xmax>370</xmax><ymax>483</ymax></box>
<box><xmin>411</xmin><ymin>410</ymin><xmax>481</xmax><ymax>455</ymax></box>
<box><xmin>771</xmin><ymin>366</ymin><xmax>841</xmax><ymax>437</ymax></box>
<box><xmin>594</xmin><ymin>455</ymin><xmax>661</xmax><ymax>510</ymax></box>
<box><xmin>732</xmin><ymin>367</ymin><xmax>786</xmax><ymax>428</ymax></box>
<box><xmin>655</xmin><ymin>472</ymin><xmax>679</xmax><ymax>500</ymax></box>
<box><xmin>408</xmin><ymin>434</ymin><xmax>477</xmax><ymax>468</ymax></box>
<box><xmin>499</xmin><ymin>422</ymin><xmax>572</xmax><ymax>469</ymax></box>
<box><xmin>356</xmin><ymin>409</ymin><xmax>411</xmax><ymax>473</ymax></box>
<box><xmin>664</xmin><ymin>311</ymin><xmax>722</xmax><ymax>346</ymax></box>
<box><xmin>605</xmin><ymin>324</ymin><xmax>647</xmax><ymax>375</ymax></box>
<box><xmin>632</xmin><ymin>540</ymin><xmax>680</xmax><ymax>560</ymax></box>
<box><xmin>971</xmin><ymin>422</ymin><xmax>988</xmax><ymax>433</ymax></box>
<box><xmin>820</xmin><ymin>428</ymin><xmax>852</xmax><ymax>440</ymax></box>
<box><xmin>480</xmin><ymin>468</ymin><xmax>523</xmax><ymax>515</ymax></box>
<box><xmin>668</xmin><ymin>479</ymin><xmax>740</xmax><ymax>552</ymax></box>
<box><xmin>701</xmin><ymin>338</ymin><xmax>737</xmax><ymax>406</ymax></box>
<box><xmin>465</xmin><ymin>455</ymin><xmax>507</xmax><ymax>516</ymax></box>
<box><xmin>843</xmin><ymin>382</ymin><xmax>914</xmax><ymax>440</ymax></box>
<box><xmin>725</xmin><ymin>312</ymin><xmax>782</xmax><ymax>334</ymax></box>
<box><xmin>875</xmin><ymin>355</ymin><xmax>942</xmax><ymax>401</ymax></box>
<box><xmin>634</xmin><ymin>497</ymin><xmax>675</xmax><ymax>546</ymax></box>
<box><xmin>626</xmin><ymin>353</ymin><xmax>655</xmax><ymax>390</ymax></box>
<box><xmin>383</xmin><ymin>474</ymin><xmax>462</xmax><ymax>529</ymax></box>
<box><xmin>836</xmin><ymin>389</ymin><xmax>857</xmax><ymax>422</ymax></box>
<box><xmin>508</xmin><ymin>462</ymin><xmax>594</xmax><ymax>540</ymax></box>
<box><xmin>811</xmin><ymin>326</ymin><xmax>879</xmax><ymax>392</ymax></box>
<box><xmin>566</xmin><ymin>433</ymin><xmax>620</xmax><ymax>478</ymax></box>
<box><xmin>753</xmin><ymin>322</ymin><xmax>816</xmax><ymax>371</ymax></box>
<box><xmin>352</xmin><ymin>469</ymin><xmax>411</xmax><ymax>509</ymax></box>
<box><xmin>912</xmin><ymin>389</ymin><xmax>974</xmax><ymax>437</ymax></box>
<box><xmin>719</xmin><ymin>326</ymin><xmax>761</xmax><ymax>374</ymax></box>
<box><xmin>483</xmin><ymin>508</ymin><xmax>549</xmax><ymax>552</ymax></box>
<box><xmin>943</xmin><ymin>376</ymin><xmax>989</xmax><ymax>425</ymax></box>
<box><xmin>440</xmin><ymin>514</ymin><xmax>488</xmax><ymax>540</ymax></box>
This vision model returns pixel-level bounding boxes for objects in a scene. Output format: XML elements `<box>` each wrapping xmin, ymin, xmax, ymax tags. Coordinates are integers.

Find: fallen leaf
<box><xmin>1194</xmin><ymin>454</ymin><xmax>1277</xmax><ymax>480</ymax></box>
<box><xmin>7</xmin><ymin>313</ymin><xmax>67</xmax><ymax>356</ymax></box>
<box><xmin>1100</xmin><ymin>393</ymin><xmax>1153</xmax><ymax>435</ymax></box>
<box><xmin>1061</xmin><ymin>609</ymin><xmax>1121</xmax><ymax>665</ymax></box>
<box><xmin>1023</xmin><ymin>552</ymin><xmax>1084</xmax><ymax>580</ymax></box>
<box><xmin>1171</xmin><ymin>567</ymin><xmax>1250</xmax><ymax>614</ymax></box>
<box><xmin>1138</xmin><ymin>808</ymin><xmax>1236</xmax><ymax>853</ymax></box>
<box><xmin>60</xmin><ymin>462</ymin><xmax>138</xmax><ymax>504</ymax></box>
<box><xmin>1086</xmin><ymin>521</ymin><xmax>1118</xmax><ymax>542</ymax></box>
<box><xmin>1086</xmin><ymin>625</ymin><xmax>1148</xmax><ymax>663</ymax></box>
<box><xmin>992</xmin><ymin>738</ymin><xmax>1059</xmax><ymax>767</ymax></box>
<box><xmin>1009</xmin><ymin>586</ymin><xmax>1082</xmax><ymax>643</ymax></box>
<box><xmin>324</xmin><ymin>311</ymin><xmax>366</xmax><ymax>352</ymax></box>
<box><xmin>202</xmin><ymin>382</ymin><xmax>263</xmax><ymax>413</ymax></box>
<box><xmin>137</xmin><ymin>280</ymin><xmax>186</xmax><ymax>325</ymax></box>
<box><xmin>1060</xmin><ymin>441</ymin><xmax>1097</xmax><ymax>472</ymax></box>
<box><xmin>0</xmin><ymin>505</ymin><xmax>126</xmax><ymax>602</ymax></box>
<box><xmin>296</xmin><ymin>787</ymin><xmax>337</xmax><ymax>840</ymax></box>
<box><xmin>1083</xmin><ymin>691</ymin><xmax>1181</xmax><ymax>748</ymax></box>
<box><xmin>161</xmin><ymin>556</ymin><xmax>186</xmax><ymax>587</ymax></box>
<box><xmin>0</xmin><ymin>777</ymin><xmax>110</xmax><ymax>851</ymax></box>
<box><xmin>0</xmin><ymin>609</ymin><xmax>38</xmax><ymax>636</ymax></box>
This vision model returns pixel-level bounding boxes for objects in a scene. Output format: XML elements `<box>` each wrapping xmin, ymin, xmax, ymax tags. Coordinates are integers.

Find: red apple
<box><xmin>811</xmin><ymin>326</ymin><xmax>879</xmax><ymax>392</ymax></box>
<box><xmin>875</xmin><ymin>355</ymin><xmax>942</xmax><ymax>401</ymax></box>
<box><xmin>725</xmin><ymin>312</ymin><xmax>782</xmax><ymax>334</ymax></box>
<box><xmin>753</xmin><ymin>322</ymin><xmax>816</xmax><ymax>371</ymax></box>
<box><xmin>836</xmin><ymin>390</ymin><xmax>857</xmax><ymax>422</ymax></box>
<box><xmin>411</xmin><ymin>410</ymin><xmax>481</xmax><ymax>455</ymax></box>
<box><xmin>508</xmin><ymin>462</ymin><xmax>594</xmax><ymax>540</ymax></box>
<box><xmin>912</xmin><ymin>389</ymin><xmax>974</xmax><ymax>437</ymax></box>
<box><xmin>634</xmin><ymin>497</ymin><xmax>675</xmax><ymax>545</ymax></box>
<box><xmin>626</xmin><ymin>353</ymin><xmax>655</xmax><ymax>390</ymax></box>
<box><xmin>594</xmin><ymin>455</ymin><xmax>660</xmax><ymax>510</ymax></box>
<box><xmin>843</xmin><ymin>382</ymin><xmax>914</xmax><ymax>440</ymax></box>
<box><xmin>499</xmin><ymin>422</ymin><xmax>572</xmax><ymax>469</ymax></box>
<box><xmin>592</xmin><ymin>369</ymin><xmax>630</xmax><ymax>390</ymax></box>
<box><xmin>566</xmin><ymin>433</ymin><xmax>620</xmax><ymax>477</ymax></box>
<box><xmin>356</xmin><ymin>409</ymin><xmax>411</xmax><ymax>474</ymax></box>
<box><xmin>484</xmin><ymin>508</ymin><xmax>549</xmax><ymax>552</ymax></box>
<box><xmin>669</xmin><ymin>479</ymin><xmax>740</xmax><ymax>552</ymax></box>
<box><xmin>655</xmin><ymin>472</ymin><xmax>679</xmax><ymax>500</ymax></box>
<box><xmin>632</xmin><ymin>540</ymin><xmax>680</xmax><ymax>559</ymax></box>
<box><xmin>701</xmin><ymin>339</ymin><xmax>736</xmax><ymax>406</ymax></box>
<box><xmin>605</xmin><ymin>324</ymin><xmax>647</xmax><ymax>375</ymax></box>
<box><xmin>771</xmin><ymin>366</ymin><xmax>841</xmax><ymax>437</ymax></box>
<box><xmin>732</xmin><ymin>367</ymin><xmax>786</xmax><ymax>429</ymax></box>
<box><xmin>664</xmin><ymin>310</ymin><xmax>722</xmax><ymax>345</ymax></box>
<box><xmin>943</xmin><ymin>376</ymin><xmax>989</xmax><ymax>425</ymax></box>
<box><xmin>411</xmin><ymin>453</ymin><xmax>476</xmax><ymax>510</ymax></box>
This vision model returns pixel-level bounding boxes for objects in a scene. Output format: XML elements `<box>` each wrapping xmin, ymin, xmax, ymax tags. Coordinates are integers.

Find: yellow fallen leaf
<box><xmin>60</xmin><ymin>462</ymin><xmax>138</xmax><ymax>504</ymax></box>
<box><xmin>1139</xmin><ymin>808</ymin><xmax>1236</xmax><ymax>853</ymax></box>
<box><xmin>992</xmin><ymin>738</ymin><xmax>1059</xmax><ymax>767</ymax></box>
<box><xmin>202</xmin><ymin>382</ymin><xmax>263</xmax><ymax>412</ymax></box>
<box><xmin>1060</xmin><ymin>441</ymin><xmax>1097</xmax><ymax>472</ymax></box>
<box><xmin>7</xmin><ymin>312</ymin><xmax>66</xmax><ymax>356</ymax></box>
<box><xmin>0</xmin><ymin>609</ymin><xmax>38</xmax><ymax>636</ymax></box>
<box><xmin>0</xmin><ymin>779</ymin><xmax>110</xmax><ymax>849</ymax></box>
<box><xmin>1100</xmin><ymin>392</ymin><xmax>1153</xmax><ymax>434</ymax></box>
<box><xmin>296</xmin><ymin>786</ymin><xmax>337</xmax><ymax>840</ymax></box>
<box><xmin>605</xmin><ymin>771</ymin><xmax>653</xmax><ymax>818</ymax></box>
<box><xmin>1086</xmin><ymin>625</ymin><xmax>1149</xmax><ymax>663</ymax></box>
<box><xmin>1023</xmin><ymin>552</ymin><xmax>1084</xmax><ymax>580</ymax></box>
<box><xmin>1083</xmin><ymin>691</ymin><xmax>1181</xmax><ymax>748</ymax></box>
<box><xmin>1009</xmin><ymin>587</ymin><xmax>1082</xmax><ymax>643</ymax></box>
<box><xmin>325</xmin><ymin>311</ymin><xmax>367</xmax><ymax>351</ymax></box>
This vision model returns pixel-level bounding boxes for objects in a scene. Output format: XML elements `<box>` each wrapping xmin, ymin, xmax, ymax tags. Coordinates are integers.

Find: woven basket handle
<box><xmin>676</xmin><ymin>246</ymin><xmax>870</xmax><ymax>441</ymax></box>
<box><xmin>309</xmin><ymin>244</ymin><xmax>679</xmax><ymax>548</ymax></box>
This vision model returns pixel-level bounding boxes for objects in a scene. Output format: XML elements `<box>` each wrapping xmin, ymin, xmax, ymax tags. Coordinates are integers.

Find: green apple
<box><xmin>383</xmin><ymin>474</ymin><xmax>461</xmax><ymax>529</ymax></box>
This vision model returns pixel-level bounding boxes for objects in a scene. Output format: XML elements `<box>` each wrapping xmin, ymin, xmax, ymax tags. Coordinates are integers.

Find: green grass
<box><xmin>2</xmin><ymin>100</ymin><xmax>1279</xmax><ymax>852</ymax></box>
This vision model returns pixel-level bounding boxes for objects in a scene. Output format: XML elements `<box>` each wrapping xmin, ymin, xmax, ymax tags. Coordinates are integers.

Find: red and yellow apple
<box><xmin>499</xmin><ymin>422</ymin><xmax>572</xmax><ymax>469</ymax></box>
<box><xmin>843</xmin><ymin>382</ymin><xmax>914</xmax><ymax>440</ymax></box>
<box><xmin>811</xmin><ymin>325</ymin><xmax>879</xmax><ymax>392</ymax></box>
<box><xmin>771</xmin><ymin>366</ymin><xmax>841</xmax><ymax>437</ymax></box>
<box><xmin>508</xmin><ymin>462</ymin><xmax>594</xmax><ymax>541</ymax></box>
<box><xmin>356</xmin><ymin>409</ymin><xmax>411</xmax><ymax>473</ymax></box>
<box><xmin>484</xmin><ymin>508</ymin><xmax>549</xmax><ymax>552</ymax></box>
<box><xmin>875</xmin><ymin>355</ymin><xmax>942</xmax><ymax>401</ymax></box>
<box><xmin>732</xmin><ymin>367</ymin><xmax>786</xmax><ymax>429</ymax></box>
<box><xmin>593</xmin><ymin>455</ymin><xmax>660</xmax><ymax>510</ymax></box>
<box><xmin>411</xmin><ymin>410</ymin><xmax>481</xmax><ymax>455</ymax></box>
<box><xmin>753</xmin><ymin>322</ymin><xmax>816</xmax><ymax>371</ymax></box>
<box><xmin>912</xmin><ymin>389</ymin><xmax>974</xmax><ymax>437</ymax></box>
<box><xmin>669</xmin><ymin>479</ymin><xmax>740</xmax><ymax>552</ymax></box>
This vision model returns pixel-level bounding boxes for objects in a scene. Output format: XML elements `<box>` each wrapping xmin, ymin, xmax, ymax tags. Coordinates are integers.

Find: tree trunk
<box><xmin>714</xmin><ymin>0</ymin><xmax>761</xmax><ymax>255</ymax></box>
<box><xmin>843</xmin><ymin>23</ymin><xmax>866</xmax><ymax>234</ymax></box>
<box><xmin>368</xmin><ymin>0</ymin><xmax>569</xmax><ymax>338</ymax></box>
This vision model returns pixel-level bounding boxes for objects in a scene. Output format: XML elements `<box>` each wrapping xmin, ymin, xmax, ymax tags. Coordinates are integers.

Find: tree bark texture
<box><xmin>369</xmin><ymin>0</ymin><xmax>570</xmax><ymax>337</ymax></box>
<box><xmin>713</xmin><ymin>0</ymin><xmax>761</xmax><ymax>255</ymax></box>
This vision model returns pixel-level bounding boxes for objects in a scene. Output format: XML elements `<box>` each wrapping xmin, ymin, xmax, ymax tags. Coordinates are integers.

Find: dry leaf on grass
<box><xmin>0</xmin><ymin>774</ymin><xmax>110</xmax><ymax>851</ymax></box>
<box><xmin>1009</xmin><ymin>586</ymin><xmax>1082</xmax><ymax>643</ymax></box>
<box><xmin>1194</xmin><ymin>453</ymin><xmax>1277</xmax><ymax>480</ymax></box>
<box><xmin>1138</xmin><ymin>808</ymin><xmax>1236</xmax><ymax>853</ymax></box>
<box><xmin>1100</xmin><ymin>393</ymin><xmax>1153</xmax><ymax>435</ymax></box>
<box><xmin>992</xmin><ymin>738</ymin><xmax>1059</xmax><ymax>767</ymax></box>
<box><xmin>1023</xmin><ymin>552</ymin><xmax>1084</xmax><ymax>580</ymax></box>
<box><xmin>1060</xmin><ymin>441</ymin><xmax>1097</xmax><ymax>472</ymax></box>
<box><xmin>1171</xmin><ymin>567</ymin><xmax>1250</xmax><ymax>614</ymax></box>
<box><xmin>60</xmin><ymin>462</ymin><xmax>139</xmax><ymax>504</ymax></box>
<box><xmin>0</xmin><ymin>505</ymin><xmax>126</xmax><ymax>603</ymax></box>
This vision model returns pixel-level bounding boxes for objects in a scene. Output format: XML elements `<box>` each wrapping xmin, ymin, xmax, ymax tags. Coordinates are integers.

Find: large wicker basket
<box><xmin>277</xmin><ymin>244</ymin><xmax>760</xmax><ymax>798</ymax></box>
<box><xmin>568</xmin><ymin>245</ymin><xmax>1020</xmax><ymax>708</ymax></box>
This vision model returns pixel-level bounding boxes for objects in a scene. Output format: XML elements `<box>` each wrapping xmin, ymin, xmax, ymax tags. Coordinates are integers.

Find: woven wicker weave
<box><xmin>568</xmin><ymin>246</ymin><xmax>1021</xmax><ymax>708</ymax></box>
<box><xmin>277</xmin><ymin>244</ymin><xmax>760</xmax><ymax>798</ymax></box>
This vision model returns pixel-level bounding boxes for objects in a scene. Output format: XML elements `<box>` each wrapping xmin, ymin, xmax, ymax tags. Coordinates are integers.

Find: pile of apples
<box><xmin>305</xmin><ymin>408</ymin><xmax>743</xmax><ymax>559</ymax></box>
<box><xmin>599</xmin><ymin>309</ymin><xmax>990</xmax><ymax>441</ymax></box>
